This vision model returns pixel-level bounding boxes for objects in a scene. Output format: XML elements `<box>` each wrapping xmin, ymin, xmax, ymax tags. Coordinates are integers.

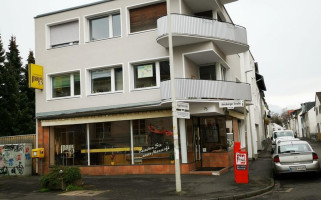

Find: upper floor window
<box><xmin>133</xmin><ymin>60</ymin><xmax>170</xmax><ymax>89</ymax></box>
<box><xmin>90</xmin><ymin>66</ymin><xmax>123</xmax><ymax>94</ymax></box>
<box><xmin>51</xmin><ymin>72</ymin><xmax>80</xmax><ymax>98</ymax></box>
<box><xmin>89</xmin><ymin>13</ymin><xmax>121</xmax><ymax>41</ymax></box>
<box><xmin>49</xmin><ymin>20</ymin><xmax>79</xmax><ymax>48</ymax></box>
<box><xmin>129</xmin><ymin>2</ymin><xmax>167</xmax><ymax>33</ymax></box>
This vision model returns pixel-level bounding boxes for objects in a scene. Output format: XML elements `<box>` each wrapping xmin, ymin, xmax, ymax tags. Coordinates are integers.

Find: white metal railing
<box><xmin>157</xmin><ymin>14</ymin><xmax>248</xmax><ymax>47</ymax></box>
<box><xmin>160</xmin><ymin>79</ymin><xmax>251</xmax><ymax>101</ymax></box>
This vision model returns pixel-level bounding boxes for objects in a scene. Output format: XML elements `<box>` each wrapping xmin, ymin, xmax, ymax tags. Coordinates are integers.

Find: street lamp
<box><xmin>166</xmin><ymin>0</ymin><xmax>182</xmax><ymax>192</ymax></box>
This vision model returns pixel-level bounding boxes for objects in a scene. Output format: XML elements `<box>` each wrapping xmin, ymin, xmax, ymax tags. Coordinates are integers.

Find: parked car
<box><xmin>271</xmin><ymin>130</ymin><xmax>295</xmax><ymax>153</ymax></box>
<box><xmin>272</xmin><ymin>139</ymin><xmax>320</xmax><ymax>177</ymax></box>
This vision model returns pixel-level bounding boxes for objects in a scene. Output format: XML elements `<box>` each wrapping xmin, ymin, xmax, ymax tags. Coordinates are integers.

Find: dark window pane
<box><xmin>53</xmin><ymin>125</ymin><xmax>88</xmax><ymax>166</ymax></box>
<box><xmin>52</xmin><ymin>75</ymin><xmax>70</xmax><ymax>98</ymax></box>
<box><xmin>115</xmin><ymin>67</ymin><xmax>123</xmax><ymax>91</ymax></box>
<box><xmin>134</xmin><ymin>63</ymin><xmax>156</xmax><ymax>88</ymax></box>
<box><xmin>200</xmin><ymin>65</ymin><xmax>216</xmax><ymax>80</ymax></box>
<box><xmin>91</xmin><ymin>69</ymin><xmax>111</xmax><ymax>93</ymax></box>
<box><xmin>160</xmin><ymin>61</ymin><xmax>170</xmax><ymax>82</ymax></box>
<box><xmin>74</xmin><ymin>72</ymin><xmax>81</xmax><ymax>95</ymax></box>
<box><xmin>89</xmin><ymin>121</ymin><xmax>130</xmax><ymax>166</ymax></box>
<box><xmin>133</xmin><ymin>118</ymin><xmax>174</xmax><ymax>165</ymax></box>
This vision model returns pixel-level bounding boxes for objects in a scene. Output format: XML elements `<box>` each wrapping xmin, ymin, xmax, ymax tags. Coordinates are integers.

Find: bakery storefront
<box><xmin>38</xmin><ymin>110</ymin><xmax>241</xmax><ymax>175</ymax></box>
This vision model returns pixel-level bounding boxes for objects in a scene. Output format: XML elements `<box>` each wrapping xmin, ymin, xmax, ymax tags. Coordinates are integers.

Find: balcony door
<box><xmin>199</xmin><ymin>65</ymin><xmax>216</xmax><ymax>80</ymax></box>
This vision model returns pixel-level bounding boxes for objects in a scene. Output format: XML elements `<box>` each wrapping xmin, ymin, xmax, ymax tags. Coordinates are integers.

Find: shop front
<box><xmin>38</xmin><ymin>110</ymin><xmax>241</xmax><ymax>175</ymax></box>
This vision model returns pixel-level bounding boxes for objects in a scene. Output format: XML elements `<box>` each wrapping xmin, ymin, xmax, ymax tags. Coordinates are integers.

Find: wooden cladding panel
<box><xmin>130</xmin><ymin>2</ymin><xmax>167</xmax><ymax>33</ymax></box>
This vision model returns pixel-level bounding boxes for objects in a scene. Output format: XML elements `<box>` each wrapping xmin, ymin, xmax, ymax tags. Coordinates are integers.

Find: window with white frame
<box><xmin>51</xmin><ymin>72</ymin><xmax>80</xmax><ymax>98</ymax></box>
<box><xmin>49</xmin><ymin>20</ymin><xmax>79</xmax><ymax>48</ymax></box>
<box><xmin>90</xmin><ymin>66</ymin><xmax>123</xmax><ymax>94</ymax></box>
<box><xmin>133</xmin><ymin>60</ymin><xmax>169</xmax><ymax>89</ymax></box>
<box><xmin>88</xmin><ymin>12</ymin><xmax>121</xmax><ymax>41</ymax></box>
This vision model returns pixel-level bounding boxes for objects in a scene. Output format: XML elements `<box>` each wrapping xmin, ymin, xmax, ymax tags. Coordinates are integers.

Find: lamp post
<box><xmin>166</xmin><ymin>0</ymin><xmax>182</xmax><ymax>192</ymax></box>
<box><xmin>244</xmin><ymin>69</ymin><xmax>253</xmax><ymax>152</ymax></box>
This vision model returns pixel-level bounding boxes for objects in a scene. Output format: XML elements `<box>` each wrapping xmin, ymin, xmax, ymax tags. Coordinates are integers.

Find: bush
<box><xmin>40</xmin><ymin>166</ymin><xmax>82</xmax><ymax>190</ymax></box>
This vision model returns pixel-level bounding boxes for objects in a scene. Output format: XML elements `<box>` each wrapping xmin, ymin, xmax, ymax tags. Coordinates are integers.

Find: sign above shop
<box><xmin>28</xmin><ymin>64</ymin><xmax>44</xmax><ymax>89</ymax></box>
<box><xmin>219</xmin><ymin>100</ymin><xmax>244</xmax><ymax>109</ymax></box>
<box><xmin>177</xmin><ymin>102</ymin><xmax>189</xmax><ymax>110</ymax></box>
<box><xmin>176</xmin><ymin>111</ymin><xmax>190</xmax><ymax>119</ymax></box>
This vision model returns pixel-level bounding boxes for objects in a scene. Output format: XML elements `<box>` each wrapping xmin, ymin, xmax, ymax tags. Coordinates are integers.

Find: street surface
<box><xmin>249</xmin><ymin>139</ymin><xmax>321</xmax><ymax>200</ymax></box>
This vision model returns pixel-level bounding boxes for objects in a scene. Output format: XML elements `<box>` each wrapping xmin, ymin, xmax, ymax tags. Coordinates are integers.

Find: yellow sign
<box><xmin>28</xmin><ymin>64</ymin><xmax>44</xmax><ymax>89</ymax></box>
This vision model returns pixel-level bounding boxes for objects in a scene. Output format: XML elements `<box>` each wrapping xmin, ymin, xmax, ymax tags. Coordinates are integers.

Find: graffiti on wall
<box><xmin>0</xmin><ymin>144</ymin><xmax>32</xmax><ymax>176</ymax></box>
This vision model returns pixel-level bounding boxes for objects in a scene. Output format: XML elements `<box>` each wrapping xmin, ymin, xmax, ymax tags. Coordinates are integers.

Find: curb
<box><xmin>206</xmin><ymin>178</ymin><xmax>275</xmax><ymax>200</ymax></box>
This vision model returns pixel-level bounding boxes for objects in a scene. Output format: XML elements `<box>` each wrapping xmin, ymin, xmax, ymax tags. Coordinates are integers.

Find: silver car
<box><xmin>272</xmin><ymin>139</ymin><xmax>320</xmax><ymax>176</ymax></box>
<box><xmin>271</xmin><ymin>130</ymin><xmax>295</xmax><ymax>153</ymax></box>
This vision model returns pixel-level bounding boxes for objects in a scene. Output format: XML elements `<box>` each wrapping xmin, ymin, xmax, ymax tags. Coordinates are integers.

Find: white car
<box><xmin>271</xmin><ymin>130</ymin><xmax>295</xmax><ymax>153</ymax></box>
<box><xmin>272</xmin><ymin>139</ymin><xmax>320</xmax><ymax>177</ymax></box>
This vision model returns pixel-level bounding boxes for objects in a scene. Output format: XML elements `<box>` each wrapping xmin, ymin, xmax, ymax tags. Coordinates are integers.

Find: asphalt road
<box><xmin>248</xmin><ymin>139</ymin><xmax>321</xmax><ymax>200</ymax></box>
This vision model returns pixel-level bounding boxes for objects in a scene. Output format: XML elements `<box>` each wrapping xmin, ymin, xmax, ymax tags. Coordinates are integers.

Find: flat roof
<box><xmin>35</xmin><ymin>0</ymin><xmax>113</xmax><ymax>19</ymax></box>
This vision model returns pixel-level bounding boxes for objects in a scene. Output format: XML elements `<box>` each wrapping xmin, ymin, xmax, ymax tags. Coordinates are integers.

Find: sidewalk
<box><xmin>0</xmin><ymin>149</ymin><xmax>274</xmax><ymax>200</ymax></box>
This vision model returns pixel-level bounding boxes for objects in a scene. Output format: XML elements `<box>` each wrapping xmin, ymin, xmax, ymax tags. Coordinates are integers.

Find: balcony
<box><xmin>160</xmin><ymin>79</ymin><xmax>251</xmax><ymax>101</ymax></box>
<box><xmin>157</xmin><ymin>14</ymin><xmax>249</xmax><ymax>55</ymax></box>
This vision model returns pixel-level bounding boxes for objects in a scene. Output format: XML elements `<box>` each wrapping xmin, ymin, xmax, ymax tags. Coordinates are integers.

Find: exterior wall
<box><xmin>34</xmin><ymin>0</ymin><xmax>259</xmax><ymax>175</ymax></box>
<box><xmin>0</xmin><ymin>144</ymin><xmax>32</xmax><ymax>176</ymax></box>
<box><xmin>316</xmin><ymin>96</ymin><xmax>321</xmax><ymax>133</ymax></box>
<box><xmin>307</xmin><ymin>108</ymin><xmax>317</xmax><ymax>138</ymax></box>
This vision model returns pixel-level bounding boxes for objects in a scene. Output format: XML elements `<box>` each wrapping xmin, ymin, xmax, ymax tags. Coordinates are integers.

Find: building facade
<box><xmin>35</xmin><ymin>0</ymin><xmax>265</xmax><ymax>175</ymax></box>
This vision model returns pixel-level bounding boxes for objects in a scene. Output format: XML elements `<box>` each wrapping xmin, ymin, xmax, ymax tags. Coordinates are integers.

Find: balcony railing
<box><xmin>157</xmin><ymin>14</ymin><xmax>249</xmax><ymax>55</ymax></box>
<box><xmin>160</xmin><ymin>79</ymin><xmax>251</xmax><ymax>101</ymax></box>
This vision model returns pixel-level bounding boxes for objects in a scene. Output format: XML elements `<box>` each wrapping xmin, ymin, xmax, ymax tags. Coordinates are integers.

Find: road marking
<box><xmin>59</xmin><ymin>190</ymin><xmax>109</xmax><ymax>196</ymax></box>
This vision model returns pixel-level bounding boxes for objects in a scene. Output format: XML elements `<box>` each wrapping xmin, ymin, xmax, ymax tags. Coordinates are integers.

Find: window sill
<box><xmin>47</xmin><ymin>43</ymin><xmax>79</xmax><ymax>50</ymax></box>
<box><xmin>48</xmin><ymin>95</ymin><xmax>81</xmax><ymax>101</ymax></box>
<box><xmin>131</xmin><ymin>86</ymin><xmax>159</xmax><ymax>92</ymax></box>
<box><xmin>128</xmin><ymin>29</ymin><xmax>156</xmax><ymax>36</ymax></box>
<box><xmin>87</xmin><ymin>90</ymin><xmax>124</xmax><ymax>97</ymax></box>
<box><xmin>85</xmin><ymin>35</ymin><xmax>121</xmax><ymax>44</ymax></box>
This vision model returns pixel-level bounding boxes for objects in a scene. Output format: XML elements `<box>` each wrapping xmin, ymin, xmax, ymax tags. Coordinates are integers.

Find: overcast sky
<box><xmin>0</xmin><ymin>0</ymin><xmax>320</xmax><ymax>113</ymax></box>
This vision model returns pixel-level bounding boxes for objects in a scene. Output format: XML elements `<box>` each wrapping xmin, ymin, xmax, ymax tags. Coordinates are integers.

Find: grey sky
<box><xmin>1</xmin><ymin>0</ymin><xmax>320</xmax><ymax>112</ymax></box>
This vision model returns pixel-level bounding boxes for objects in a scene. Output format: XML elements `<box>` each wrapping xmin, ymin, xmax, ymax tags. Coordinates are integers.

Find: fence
<box><xmin>0</xmin><ymin>134</ymin><xmax>36</xmax><ymax>147</ymax></box>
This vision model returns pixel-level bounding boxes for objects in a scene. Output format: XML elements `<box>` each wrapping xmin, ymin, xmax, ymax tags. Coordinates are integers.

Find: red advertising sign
<box><xmin>234</xmin><ymin>142</ymin><xmax>249</xmax><ymax>184</ymax></box>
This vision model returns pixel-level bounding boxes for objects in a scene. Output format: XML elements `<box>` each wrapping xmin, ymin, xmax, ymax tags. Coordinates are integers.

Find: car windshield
<box><xmin>275</xmin><ymin>131</ymin><xmax>294</xmax><ymax>138</ymax></box>
<box><xmin>278</xmin><ymin>143</ymin><xmax>311</xmax><ymax>153</ymax></box>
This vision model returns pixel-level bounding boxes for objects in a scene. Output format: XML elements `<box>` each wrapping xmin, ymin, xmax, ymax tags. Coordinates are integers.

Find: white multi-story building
<box><xmin>34</xmin><ymin>0</ymin><xmax>266</xmax><ymax>175</ymax></box>
<box><xmin>315</xmin><ymin>92</ymin><xmax>321</xmax><ymax>134</ymax></box>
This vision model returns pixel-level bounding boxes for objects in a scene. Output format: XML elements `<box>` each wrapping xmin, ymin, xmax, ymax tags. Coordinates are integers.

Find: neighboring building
<box><xmin>300</xmin><ymin>102</ymin><xmax>316</xmax><ymax>138</ymax></box>
<box><xmin>271</xmin><ymin>123</ymin><xmax>283</xmax><ymax>132</ymax></box>
<box><xmin>315</xmin><ymin>92</ymin><xmax>321</xmax><ymax>134</ymax></box>
<box><xmin>289</xmin><ymin>109</ymin><xmax>303</xmax><ymax>138</ymax></box>
<box><xmin>34</xmin><ymin>0</ymin><xmax>266</xmax><ymax>175</ymax></box>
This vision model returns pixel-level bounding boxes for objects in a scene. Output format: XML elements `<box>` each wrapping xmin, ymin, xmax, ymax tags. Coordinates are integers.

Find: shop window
<box><xmin>49</xmin><ymin>20</ymin><xmax>79</xmax><ymax>48</ymax></box>
<box><xmin>89</xmin><ymin>121</ymin><xmax>130</xmax><ymax>166</ymax></box>
<box><xmin>89</xmin><ymin>13</ymin><xmax>121</xmax><ymax>41</ymax></box>
<box><xmin>133</xmin><ymin>117</ymin><xmax>173</xmax><ymax>165</ymax></box>
<box><xmin>129</xmin><ymin>2</ymin><xmax>167</xmax><ymax>33</ymax></box>
<box><xmin>200</xmin><ymin>117</ymin><xmax>226</xmax><ymax>152</ymax></box>
<box><xmin>52</xmin><ymin>125</ymin><xmax>87</xmax><ymax>166</ymax></box>
<box><xmin>90</xmin><ymin>67</ymin><xmax>123</xmax><ymax>94</ymax></box>
<box><xmin>200</xmin><ymin>65</ymin><xmax>216</xmax><ymax>80</ymax></box>
<box><xmin>51</xmin><ymin>71</ymin><xmax>80</xmax><ymax>98</ymax></box>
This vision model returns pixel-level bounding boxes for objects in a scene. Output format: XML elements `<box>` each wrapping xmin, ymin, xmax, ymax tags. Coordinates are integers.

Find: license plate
<box><xmin>289</xmin><ymin>166</ymin><xmax>306</xmax><ymax>172</ymax></box>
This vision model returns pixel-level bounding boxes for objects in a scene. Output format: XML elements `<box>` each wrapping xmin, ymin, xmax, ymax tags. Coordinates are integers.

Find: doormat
<box><xmin>195</xmin><ymin>167</ymin><xmax>225</xmax><ymax>171</ymax></box>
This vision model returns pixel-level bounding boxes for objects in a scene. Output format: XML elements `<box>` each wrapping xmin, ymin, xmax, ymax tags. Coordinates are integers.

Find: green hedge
<box><xmin>41</xmin><ymin>166</ymin><xmax>82</xmax><ymax>190</ymax></box>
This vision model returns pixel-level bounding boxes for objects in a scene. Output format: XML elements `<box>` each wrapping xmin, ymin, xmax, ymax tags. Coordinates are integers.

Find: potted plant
<box><xmin>170</xmin><ymin>152</ymin><xmax>174</xmax><ymax>164</ymax></box>
<box><xmin>110</xmin><ymin>153</ymin><xmax>116</xmax><ymax>165</ymax></box>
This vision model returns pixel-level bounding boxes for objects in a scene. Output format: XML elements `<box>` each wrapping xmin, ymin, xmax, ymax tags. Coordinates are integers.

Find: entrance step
<box><xmin>189</xmin><ymin>167</ymin><xmax>229</xmax><ymax>176</ymax></box>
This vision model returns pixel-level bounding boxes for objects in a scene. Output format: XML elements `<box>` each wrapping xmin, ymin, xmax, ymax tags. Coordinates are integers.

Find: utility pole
<box><xmin>166</xmin><ymin>0</ymin><xmax>182</xmax><ymax>192</ymax></box>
